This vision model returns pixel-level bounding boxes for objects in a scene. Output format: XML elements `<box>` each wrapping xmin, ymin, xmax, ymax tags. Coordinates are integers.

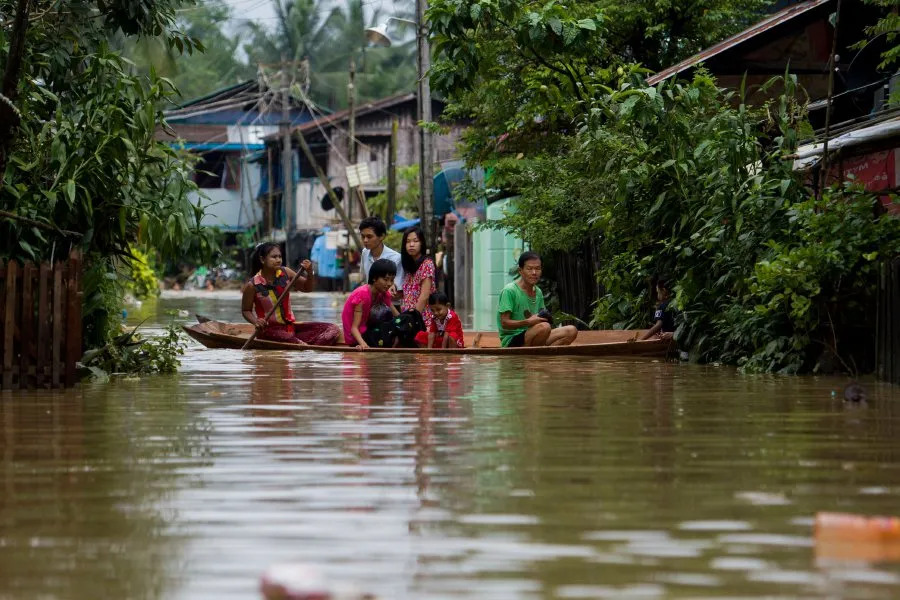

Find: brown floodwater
<box><xmin>2</xmin><ymin>292</ymin><xmax>900</xmax><ymax>599</ymax></box>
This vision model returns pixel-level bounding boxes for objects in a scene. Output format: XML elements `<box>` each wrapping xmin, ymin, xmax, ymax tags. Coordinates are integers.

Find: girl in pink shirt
<box><xmin>342</xmin><ymin>259</ymin><xmax>399</xmax><ymax>349</ymax></box>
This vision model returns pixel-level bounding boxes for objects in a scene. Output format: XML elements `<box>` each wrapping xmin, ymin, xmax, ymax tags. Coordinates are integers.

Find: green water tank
<box><xmin>472</xmin><ymin>197</ymin><xmax>525</xmax><ymax>331</ymax></box>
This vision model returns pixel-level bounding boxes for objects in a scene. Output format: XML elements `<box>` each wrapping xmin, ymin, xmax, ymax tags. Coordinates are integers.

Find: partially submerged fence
<box><xmin>552</xmin><ymin>239</ymin><xmax>603</xmax><ymax>325</ymax></box>
<box><xmin>0</xmin><ymin>251</ymin><xmax>83</xmax><ymax>390</ymax></box>
<box><xmin>877</xmin><ymin>257</ymin><xmax>900</xmax><ymax>385</ymax></box>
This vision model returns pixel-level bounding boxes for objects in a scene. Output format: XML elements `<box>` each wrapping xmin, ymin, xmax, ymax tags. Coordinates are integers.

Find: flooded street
<box><xmin>3</xmin><ymin>292</ymin><xmax>900</xmax><ymax>599</ymax></box>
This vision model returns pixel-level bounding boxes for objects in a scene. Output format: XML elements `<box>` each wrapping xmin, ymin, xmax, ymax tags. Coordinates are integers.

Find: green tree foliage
<box><xmin>428</xmin><ymin>0</ymin><xmax>772</xmax><ymax>162</ymax></box>
<box><xmin>124</xmin><ymin>247</ymin><xmax>162</xmax><ymax>300</ymax></box>
<box><xmin>119</xmin><ymin>0</ymin><xmax>254</xmax><ymax>99</ymax></box>
<box><xmin>428</xmin><ymin>0</ymin><xmax>900</xmax><ymax>374</ymax></box>
<box><xmin>368</xmin><ymin>163</ymin><xmax>420</xmax><ymax>221</ymax></box>
<box><xmin>486</xmin><ymin>71</ymin><xmax>900</xmax><ymax>374</ymax></box>
<box><xmin>243</xmin><ymin>0</ymin><xmax>417</xmax><ymax>109</ymax></box>
<box><xmin>601</xmin><ymin>0</ymin><xmax>774</xmax><ymax>70</ymax></box>
<box><xmin>0</xmin><ymin>0</ymin><xmax>217</xmax><ymax>348</ymax></box>
<box><xmin>859</xmin><ymin>0</ymin><xmax>900</xmax><ymax>69</ymax></box>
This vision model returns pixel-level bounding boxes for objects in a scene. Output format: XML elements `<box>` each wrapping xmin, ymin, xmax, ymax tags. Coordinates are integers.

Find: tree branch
<box><xmin>493</xmin><ymin>16</ymin><xmax>587</xmax><ymax>104</ymax></box>
<box><xmin>0</xmin><ymin>0</ymin><xmax>33</xmax><ymax>188</ymax></box>
<box><xmin>0</xmin><ymin>210</ymin><xmax>83</xmax><ymax>238</ymax></box>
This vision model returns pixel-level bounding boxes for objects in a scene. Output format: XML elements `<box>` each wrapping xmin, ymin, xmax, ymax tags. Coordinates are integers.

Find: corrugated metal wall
<box><xmin>877</xmin><ymin>257</ymin><xmax>900</xmax><ymax>385</ymax></box>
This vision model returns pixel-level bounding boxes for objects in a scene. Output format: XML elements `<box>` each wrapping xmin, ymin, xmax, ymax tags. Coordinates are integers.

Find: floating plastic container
<box><xmin>816</xmin><ymin>512</ymin><xmax>900</xmax><ymax>541</ymax></box>
<box><xmin>260</xmin><ymin>563</ymin><xmax>375</xmax><ymax>600</ymax></box>
<box><xmin>815</xmin><ymin>512</ymin><xmax>900</xmax><ymax>562</ymax></box>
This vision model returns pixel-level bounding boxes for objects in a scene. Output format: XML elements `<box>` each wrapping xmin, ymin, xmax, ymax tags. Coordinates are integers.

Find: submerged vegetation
<box><xmin>80</xmin><ymin>322</ymin><xmax>186</xmax><ymax>381</ymax></box>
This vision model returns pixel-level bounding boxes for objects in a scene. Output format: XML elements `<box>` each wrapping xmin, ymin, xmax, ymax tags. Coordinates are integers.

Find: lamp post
<box><xmin>366</xmin><ymin>6</ymin><xmax>434</xmax><ymax>245</ymax></box>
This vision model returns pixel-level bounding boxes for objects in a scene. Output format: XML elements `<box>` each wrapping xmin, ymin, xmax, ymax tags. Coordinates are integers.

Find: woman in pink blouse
<box><xmin>399</xmin><ymin>226</ymin><xmax>435</xmax><ymax>331</ymax></box>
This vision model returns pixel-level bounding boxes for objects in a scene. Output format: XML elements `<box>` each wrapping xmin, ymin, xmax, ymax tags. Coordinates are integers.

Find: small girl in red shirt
<box><xmin>415</xmin><ymin>292</ymin><xmax>465</xmax><ymax>348</ymax></box>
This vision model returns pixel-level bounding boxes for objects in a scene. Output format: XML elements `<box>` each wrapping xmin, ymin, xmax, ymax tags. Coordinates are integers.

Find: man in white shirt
<box><xmin>359</xmin><ymin>216</ymin><xmax>404</xmax><ymax>292</ymax></box>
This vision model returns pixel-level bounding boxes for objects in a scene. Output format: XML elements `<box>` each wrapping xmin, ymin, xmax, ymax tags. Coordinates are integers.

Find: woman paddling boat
<box><xmin>240</xmin><ymin>243</ymin><xmax>340</xmax><ymax>345</ymax></box>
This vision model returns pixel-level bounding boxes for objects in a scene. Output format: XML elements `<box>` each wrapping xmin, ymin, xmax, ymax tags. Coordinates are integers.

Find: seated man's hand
<box><xmin>525</xmin><ymin>315</ymin><xmax>548</xmax><ymax>327</ymax></box>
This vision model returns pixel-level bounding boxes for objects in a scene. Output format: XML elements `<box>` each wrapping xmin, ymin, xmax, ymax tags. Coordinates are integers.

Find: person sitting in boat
<box><xmin>640</xmin><ymin>277</ymin><xmax>676</xmax><ymax>340</ymax></box>
<box><xmin>359</xmin><ymin>216</ymin><xmax>404</xmax><ymax>293</ymax></box>
<box><xmin>241</xmin><ymin>242</ymin><xmax>340</xmax><ymax>345</ymax></box>
<box><xmin>400</xmin><ymin>226</ymin><xmax>436</xmax><ymax>332</ymax></box>
<box><xmin>415</xmin><ymin>291</ymin><xmax>464</xmax><ymax>349</ymax></box>
<box><xmin>342</xmin><ymin>258</ymin><xmax>399</xmax><ymax>349</ymax></box>
<box><xmin>497</xmin><ymin>251</ymin><xmax>577</xmax><ymax>347</ymax></box>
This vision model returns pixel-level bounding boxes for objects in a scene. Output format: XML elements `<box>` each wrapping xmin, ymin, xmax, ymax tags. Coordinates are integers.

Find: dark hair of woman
<box><xmin>368</xmin><ymin>258</ymin><xmax>398</xmax><ymax>284</ymax></box>
<box><xmin>249</xmin><ymin>242</ymin><xmax>280</xmax><ymax>279</ymax></box>
<box><xmin>427</xmin><ymin>291</ymin><xmax>450</xmax><ymax>305</ymax></box>
<box><xmin>517</xmin><ymin>250</ymin><xmax>541</xmax><ymax>269</ymax></box>
<box><xmin>400</xmin><ymin>226</ymin><xmax>429</xmax><ymax>275</ymax></box>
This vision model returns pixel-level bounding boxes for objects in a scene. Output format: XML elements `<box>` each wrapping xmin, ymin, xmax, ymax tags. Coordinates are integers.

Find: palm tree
<box><xmin>118</xmin><ymin>0</ymin><xmax>253</xmax><ymax>99</ymax></box>
<box><xmin>243</xmin><ymin>0</ymin><xmax>416</xmax><ymax>110</ymax></box>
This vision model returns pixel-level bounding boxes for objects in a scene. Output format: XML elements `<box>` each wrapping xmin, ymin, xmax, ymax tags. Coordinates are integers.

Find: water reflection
<box><xmin>0</xmin><ymin>381</ymin><xmax>212</xmax><ymax>599</ymax></box>
<box><xmin>2</xmin><ymin>293</ymin><xmax>900</xmax><ymax>599</ymax></box>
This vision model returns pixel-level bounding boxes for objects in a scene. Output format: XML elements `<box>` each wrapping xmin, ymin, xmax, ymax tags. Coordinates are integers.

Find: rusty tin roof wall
<box><xmin>646</xmin><ymin>0</ymin><xmax>834</xmax><ymax>85</ymax></box>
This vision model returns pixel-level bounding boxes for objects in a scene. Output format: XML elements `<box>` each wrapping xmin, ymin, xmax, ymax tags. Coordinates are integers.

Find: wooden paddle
<box><xmin>241</xmin><ymin>266</ymin><xmax>307</xmax><ymax>350</ymax></box>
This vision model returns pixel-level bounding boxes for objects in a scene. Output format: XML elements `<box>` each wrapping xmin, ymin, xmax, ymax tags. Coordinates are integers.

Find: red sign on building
<box><xmin>830</xmin><ymin>150</ymin><xmax>898</xmax><ymax>214</ymax></box>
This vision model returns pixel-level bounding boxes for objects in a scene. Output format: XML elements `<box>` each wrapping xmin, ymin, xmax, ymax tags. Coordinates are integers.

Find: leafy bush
<box><xmin>368</xmin><ymin>164</ymin><xmax>420</xmax><ymax>222</ymax></box>
<box><xmin>123</xmin><ymin>247</ymin><xmax>161</xmax><ymax>300</ymax></box>
<box><xmin>80</xmin><ymin>322</ymin><xmax>186</xmax><ymax>380</ymax></box>
<box><xmin>1</xmin><ymin>6</ymin><xmax>217</xmax><ymax>360</ymax></box>
<box><xmin>480</xmin><ymin>71</ymin><xmax>899</xmax><ymax>374</ymax></box>
<box><xmin>719</xmin><ymin>188</ymin><xmax>900</xmax><ymax>374</ymax></box>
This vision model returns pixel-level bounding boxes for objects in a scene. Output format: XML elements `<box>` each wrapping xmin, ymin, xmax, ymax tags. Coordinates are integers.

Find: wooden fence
<box><xmin>877</xmin><ymin>257</ymin><xmax>900</xmax><ymax>385</ymax></box>
<box><xmin>551</xmin><ymin>239</ymin><xmax>604</xmax><ymax>325</ymax></box>
<box><xmin>0</xmin><ymin>250</ymin><xmax>83</xmax><ymax>390</ymax></box>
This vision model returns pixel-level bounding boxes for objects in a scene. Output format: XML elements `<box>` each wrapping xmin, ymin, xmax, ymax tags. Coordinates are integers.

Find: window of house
<box><xmin>298</xmin><ymin>145</ymin><xmax>329</xmax><ymax>178</ymax></box>
<box><xmin>194</xmin><ymin>151</ymin><xmax>241</xmax><ymax>189</ymax></box>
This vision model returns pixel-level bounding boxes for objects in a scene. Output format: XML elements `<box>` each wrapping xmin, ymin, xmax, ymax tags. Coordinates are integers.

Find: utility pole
<box><xmin>280</xmin><ymin>56</ymin><xmax>294</xmax><ymax>265</ymax></box>
<box><xmin>348</xmin><ymin>58</ymin><xmax>356</xmax><ymax>222</ymax></box>
<box><xmin>347</xmin><ymin>58</ymin><xmax>369</xmax><ymax>220</ymax></box>
<box><xmin>818</xmin><ymin>0</ymin><xmax>843</xmax><ymax>198</ymax></box>
<box><xmin>267</xmin><ymin>147</ymin><xmax>274</xmax><ymax>234</ymax></box>
<box><xmin>388</xmin><ymin>118</ymin><xmax>398</xmax><ymax>223</ymax></box>
<box><xmin>416</xmin><ymin>0</ymin><xmax>434</xmax><ymax>246</ymax></box>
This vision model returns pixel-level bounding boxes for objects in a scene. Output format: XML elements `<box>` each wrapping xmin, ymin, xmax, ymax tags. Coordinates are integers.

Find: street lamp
<box><xmin>365</xmin><ymin>6</ymin><xmax>434</xmax><ymax>244</ymax></box>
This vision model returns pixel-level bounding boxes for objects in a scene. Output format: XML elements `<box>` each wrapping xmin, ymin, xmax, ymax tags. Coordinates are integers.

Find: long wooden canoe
<box><xmin>183</xmin><ymin>319</ymin><xmax>674</xmax><ymax>357</ymax></box>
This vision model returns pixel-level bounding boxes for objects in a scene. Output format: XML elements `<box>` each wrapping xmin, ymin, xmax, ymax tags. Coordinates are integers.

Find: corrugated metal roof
<box><xmin>646</xmin><ymin>0</ymin><xmax>834</xmax><ymax>86</ymax></box>
<box><xmin>793</xmin><ymin>115</ymin><xmax>900</xmax><ymax>169</ymax></box>
<box><xmin>262</xmin><ymin>92</ymin><xmax>419</xmax><ymax>142</ymax></box>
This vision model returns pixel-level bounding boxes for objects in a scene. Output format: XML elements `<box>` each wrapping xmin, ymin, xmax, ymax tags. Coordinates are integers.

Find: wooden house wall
<box><xmin>291</xmin><ymin>101</ymin><xmax>464</xmax><ymax>229</ymax></box>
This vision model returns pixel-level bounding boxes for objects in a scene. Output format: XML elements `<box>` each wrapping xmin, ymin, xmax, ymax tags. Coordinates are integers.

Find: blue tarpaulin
<box><xmin>310</xmin><ymin>227</ymin><xmax>343</xmax><ymax>279</ymax></box>
<box><xmin>390</xmin><ymin>217</ymin><xmax>420</xmax><ymax>231</ymax></box>
<box><xmin>433</xmin><ymin>161</ymin><xmax>486</xmax><ymax>217</ymax></box>
<box><xmin>171</xmin><ymin>142</ymin><xmax>265</xmax><ymax>152</ymax></box>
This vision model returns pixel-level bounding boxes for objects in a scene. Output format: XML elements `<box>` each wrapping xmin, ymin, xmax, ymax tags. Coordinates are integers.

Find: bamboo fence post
<box><xmin>21</xmin><ymin>261</ymin><xmax>34</xmax><ymax>388</ymax></box>
<box><xmin>72</xmin><ymin>250</ymin><xmax>82</xmax><ymax>383</ymax></box>
<box><xmin>37</xmin><ymin>263</ymin><xmax>49</xmax><ymax>388</ymax></box>
<box><xmin>65</xmin><ymin>251</ymin><xmax>80</xmax><ymax>387</ymax></box>
<box><xmin>0</xmin><ymin>261</ymin><xmax>5</xmax><ymax>387</ymax></box>
<box><xmin>3</xmin><ymin>261</ymin><xmax>17</xmax><ymax>389</ymax></box>
<box><xmin>52</xmin><ymin>265</ymin><xmax>62</xmax><ymax>388</ymax></box>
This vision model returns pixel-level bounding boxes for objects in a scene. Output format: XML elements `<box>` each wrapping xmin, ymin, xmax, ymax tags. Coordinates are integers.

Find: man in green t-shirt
<box><xmin>497</xmin><ymin>251</ymin><xmax>578</xmax><ymax>347</ymax></box>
